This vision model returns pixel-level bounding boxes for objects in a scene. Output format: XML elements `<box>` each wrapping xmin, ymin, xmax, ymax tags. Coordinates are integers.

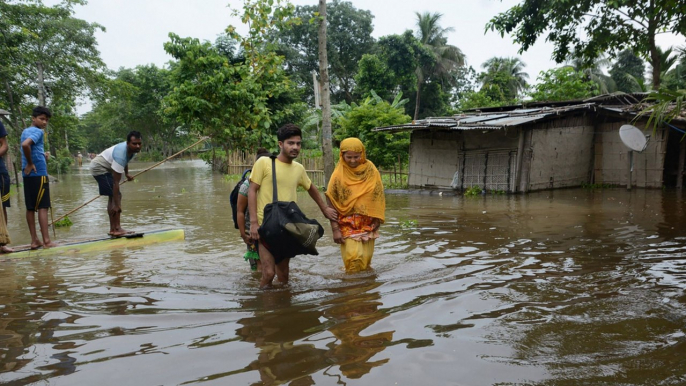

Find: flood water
<box><xmin>1</xmin><ymin>160</ymin><xmax>685</xmax><ymax>385</ymax></box>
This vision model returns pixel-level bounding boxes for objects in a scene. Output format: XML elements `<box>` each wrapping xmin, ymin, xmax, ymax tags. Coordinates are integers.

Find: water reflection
<box><xmin>323</xmin><ymin>278</ymin><xmax>393</xmax><ymax>379</ymax></box>
<box><xmin>236</xmin><ymin>289</ymin><xmax>327</xmax><ymax>385</ymax></box>
<box><xmin>0</xmin><ymin>257</ymin><xmax>75</xmax><ymax>384</ymax></box>
<box><xmin>0</xmin><ymin>161</ymin><xmax>685</xmax><ymax>385</ymax></box>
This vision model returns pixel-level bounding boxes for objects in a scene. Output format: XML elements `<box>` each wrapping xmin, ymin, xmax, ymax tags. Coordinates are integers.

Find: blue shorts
<box><xmin>93</xmin><ymin>174</ymin><xmax>120</xmax><ymax>197</ymax></box>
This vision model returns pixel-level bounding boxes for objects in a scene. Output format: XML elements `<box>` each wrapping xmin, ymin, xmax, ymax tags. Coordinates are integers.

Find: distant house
<box><xmin>374</xmin><ymin>94</ymin><xmax>686</xmax><ymax>192</ymax></box>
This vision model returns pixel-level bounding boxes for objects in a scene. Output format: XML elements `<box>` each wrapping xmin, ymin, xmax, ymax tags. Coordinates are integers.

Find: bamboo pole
<box><xmin>49</xmin><ymin>136</ymin><xmax>209</xmax><ymax>226</ymax></box>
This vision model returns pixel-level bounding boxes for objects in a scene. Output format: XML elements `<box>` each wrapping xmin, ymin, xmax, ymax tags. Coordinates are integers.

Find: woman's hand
<box><xmin>323</xmin><ymin>206</ymin><xmax>338</xmax><ymax>222</ymax></box>
<box><xmin>371</xmin><ymin>218</ymin><xmax>381</xmax><ymax>231</ymax></box>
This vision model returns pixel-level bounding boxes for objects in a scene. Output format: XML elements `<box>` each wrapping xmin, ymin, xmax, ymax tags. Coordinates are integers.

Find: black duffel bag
<box><xmin>258</xmin><ymin>156</ymin><xmax>324</xmax><ymax>262</ymax></box>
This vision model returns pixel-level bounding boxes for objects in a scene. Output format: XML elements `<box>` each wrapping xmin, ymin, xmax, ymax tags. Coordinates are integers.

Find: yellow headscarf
<box><xmin>325</xmin><ymin>138</ymin><xmax>385</xmax><ymax>222</ymax></box>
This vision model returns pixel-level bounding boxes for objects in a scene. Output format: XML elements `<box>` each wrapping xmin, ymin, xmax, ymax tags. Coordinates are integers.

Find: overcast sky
<box><xmin>48</xmin><ymin>0</ymin><xmax>685</xmax><ymax>113</ymax></box>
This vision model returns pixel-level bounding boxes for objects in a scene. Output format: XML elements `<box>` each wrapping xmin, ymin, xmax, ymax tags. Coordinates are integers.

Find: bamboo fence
<box><xmin>225</xmin><ymin>150</ymin><xmax>407</xmax><ymax>188</ymax></box>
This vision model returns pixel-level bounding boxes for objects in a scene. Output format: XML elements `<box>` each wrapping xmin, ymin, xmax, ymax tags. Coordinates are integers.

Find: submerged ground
<box><xmin>1</xmin><ymin>160</ymin><xmax>685</xmax><ymax>385</ymax></box>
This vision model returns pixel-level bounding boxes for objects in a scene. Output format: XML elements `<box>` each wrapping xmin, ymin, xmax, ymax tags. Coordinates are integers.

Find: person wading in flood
<box><xmin>90</xmin><ymin>131</ymin><xmax>142</xmax><ymax>236</ymax></box>
<box><xmin>236</xmin><ymin>148</ymin><xmax>272</xmax><ymax>272</ymax></box>
<box><xmin>326</xmin><ymin>138</ymin><xmax>385</xmax><ymax>272</ymax></box>
<box><xmin>248</xmin><ymin>124</ymin><xmax>338</xmax><ymax>289</ymax></box>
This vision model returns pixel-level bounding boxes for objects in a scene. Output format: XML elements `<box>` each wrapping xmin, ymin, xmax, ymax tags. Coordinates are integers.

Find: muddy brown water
<box><xmin>1</xmin><ymin>160</ymin><xmax>685</xmax><ymax>385</ymax></box>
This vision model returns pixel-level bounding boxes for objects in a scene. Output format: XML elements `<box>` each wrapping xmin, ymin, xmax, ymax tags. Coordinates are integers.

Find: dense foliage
<box><xmin>335</xmin><ymin>94</ymin><xmax>411</xmax><ymax>169</ymax></box>
<box><xmin>486</xmin><ymin>0</ymin><xmax>684</xmax><ymax>89</ymax></box>
<box><xmin>2</xmin><ymin>0</ymin><xmax>686</xmax><ymax>178</ymax></box>
<box><xmin>529</xmin><ymin>67</ymin><xmax>596</xmax><ymax>102</ymax></box>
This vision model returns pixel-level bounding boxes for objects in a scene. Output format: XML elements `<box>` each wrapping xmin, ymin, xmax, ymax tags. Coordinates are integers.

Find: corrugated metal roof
<box><xmin>583</xmin><ymin>93</ymin><xmax>648</xmax><ymax>104</ymax></box>
<box><xmin>374</xmin><ymin>103</ymin><xmax>595</xmax><ymax>133</ymax></box>
<box><xmin>374</xmin><ymin>123</ymin><xmax>502</xmax><ymax>132</ymax></box>
<box><xmin>458</xmin><ymin>114</ymin><xmax>508</xmax><ymax>124</ymax></box>
<box><xmin>509</xmin><ymin>108</ymin><xmax>543</xmax><ymax>114</ymax></box>
<box><xmin>481</xmin><ymin>115</ymin><xmax>547</xmax><ymax>126</ymax></box>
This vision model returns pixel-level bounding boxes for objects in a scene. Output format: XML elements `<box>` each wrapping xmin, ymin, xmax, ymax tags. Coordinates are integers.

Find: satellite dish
<box><xmin>619</xmin><ymin>124</ymin><xmax>648</xmax><ymax>152</ymax></box>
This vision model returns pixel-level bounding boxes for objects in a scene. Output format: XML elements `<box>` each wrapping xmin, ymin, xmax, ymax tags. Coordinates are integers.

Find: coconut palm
<box><xmin>566</xmin><ymin>54</ymin><xmax>616</xmax><ymax>94</ymax></box>
<box><xmin>414</xmin><ymin>11</ymin><xmax>465</xmax><ymax>120</ymax></box>
<box><xmin>648</xmin><ymin>46</ymin><xmax>678</xmax><ymax>87</ymax></box>
<box><xmin>480</xmin><ymin>57</ymin><xmax>529</xmax><ymax>100</ymax></box>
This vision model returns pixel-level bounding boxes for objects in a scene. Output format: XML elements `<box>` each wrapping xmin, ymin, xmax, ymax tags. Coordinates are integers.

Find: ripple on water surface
<box><xmin>1</xmin><ymin>163</ymin><xmax>685</xmax><ymax>385</ymax></box>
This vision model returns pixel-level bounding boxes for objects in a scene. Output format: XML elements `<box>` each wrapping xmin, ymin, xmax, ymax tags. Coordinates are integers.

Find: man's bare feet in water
<box><xmin>0</xmin><ymin>245</ymin><xmax>13</xmax><ymax>253</ymax></box>
<box><xmin>109</xmin><ymin>229</ymin><xmax>136</xmax><ymax>237</ymax></box>
<box><xmin>43</xmin><ymin>241</ymin><xmax>59</xmax><ymax>248</ymax></box>
<box><xmin>30</xmin><ymin>242</ymin><xmax>43</xmax><ymax>250</ymax></box>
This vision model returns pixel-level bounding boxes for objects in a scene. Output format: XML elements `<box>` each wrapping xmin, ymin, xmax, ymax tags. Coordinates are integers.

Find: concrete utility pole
<box><xmin>317</xmin><ymin>0</ymin><xmax>334</xmax><ymax>187</ymax></box>
<box><xmin>36</xmin><ymin>62</ymin><xmax>46</xmax><ymax>106</ymax></box>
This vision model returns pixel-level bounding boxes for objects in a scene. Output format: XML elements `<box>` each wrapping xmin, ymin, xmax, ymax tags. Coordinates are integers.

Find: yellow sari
<box><xmin>326</xmin><ymin>138</ymin><xmax>385</xmax><ymax>271</ymax></box>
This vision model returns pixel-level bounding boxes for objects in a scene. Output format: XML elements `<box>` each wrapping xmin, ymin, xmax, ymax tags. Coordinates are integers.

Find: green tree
<box><xmin>479</xmin><ymin>57</ymin><xmax>529</xmax><ymax>101</ymax></box>
<box><xmin>661</xmin><ymin>54</ymin><xmax>686</xmax><ymax>91</ymax></box>
<box><xmin>0</xmin><ymin>0</ymin><xmax>105</xmax><ymax>178</ymax></box>
<box><xmin>413</xmin><ymin>11</ymin><xmax>465</xmax><ymax>120</ymax></box>
<box><xmin>609</xmin><ymin>50</ymin><xmax>646</xmax><ymax>93</ymax></box>
<box><xmin>269</xmin><ymin>0</ymin><xmax>375</xmax><ymax>103</ymax></box>
<box><xmin>648</xmin><ymin>46</ymin><xmax>679</xmax><ymax>87</ymax></box>
<box><xmin>163</xmin><ymin>34</ymin><xmax>276</xmax><ymax>150</ymax></box>
<box><xmin>374</xmin><ymin>31</ymin><xmax>435</xmax><ymax>118</ymax></box>
<box><xmin>335</xmin><ymin>96</ymin><xmax>411</xmax><ymax>169</ymax></box>
<box><xmin>457</xmin><ymin>90</ymin><xmax>504</xmax><ymax>111</ymax></box>
<box><xmin>0</xmin><ymin>0</ymin><xmax>104</xmax><ymax>112</ymax></box>
<box><xmin>354</xmin><ymin>54</ymin><xmax>396</xmax><ymax>101</ymax></box>
<box><xmin>85</xmin><ymin>65</ymin><xmax>184</xmax><ymax>159</ymax></box>
<box><xmin>565</xmin><ymin>54</ymin><xmax>616</xmax><ymax>94</ymax></box>
<box><xmin>529</xmin><ymin>67</ymin><xmax>597</xmax><ymax>102</ymax></box>
<box><xmin>163</xmin><ymin>0</ymin><xmax>297</xmax><ymax>153</ymax></box>
<box><xmin>487</xmin><ymin>0</ymin><xmax>685</xmax><ymax>89</ymax></box>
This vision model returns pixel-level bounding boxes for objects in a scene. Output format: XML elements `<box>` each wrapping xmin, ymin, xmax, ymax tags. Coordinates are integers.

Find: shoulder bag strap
<box><xmin>271</xmin><ymin>156</ymin><xmax>278</xmax><ymax>203</ymax></box>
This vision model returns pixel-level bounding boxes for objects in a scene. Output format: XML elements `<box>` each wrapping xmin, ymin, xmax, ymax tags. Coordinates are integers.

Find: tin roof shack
<box><xmin>375</xmin><ymin>95</ymin><xmax>680</xmax><ymax>193</ymax></box>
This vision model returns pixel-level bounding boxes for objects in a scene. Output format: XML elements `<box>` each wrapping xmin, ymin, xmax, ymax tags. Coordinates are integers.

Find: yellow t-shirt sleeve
<box><xmin>298</xmin><ymin>163</ymin><xmax>312</xmax><ymax>190</ymax></box>
<box><xmin>250</xmin><ymin>157</ymin><xmax>269</xmax><ymax>186</ymax></box>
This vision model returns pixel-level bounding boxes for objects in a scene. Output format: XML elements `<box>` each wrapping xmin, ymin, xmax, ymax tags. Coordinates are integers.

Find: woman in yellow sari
<box><xmin>326</xmin><ymin>138</ymin><xmax>385</xmax><ymax>272</ymax></box>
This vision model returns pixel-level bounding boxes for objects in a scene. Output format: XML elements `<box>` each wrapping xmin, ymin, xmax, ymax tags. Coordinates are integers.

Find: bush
<box><xmin>336</xmin><ymin>99</ymin><xmax>411</xmax><ymax>169</ymax></box>
<box><xmin>47</xmin><ymin>148</ymin><xmax>73</xmax><ymax>174</ymax></box>
<box><xmin>136</xmin><ymin>150</ymin><xmax>164</xmax><ymax>162</ymax></box>
<box><xmin>464</xmin><ymin>185</ymin><xmax>482</xmax><ymax>196</ymax></box>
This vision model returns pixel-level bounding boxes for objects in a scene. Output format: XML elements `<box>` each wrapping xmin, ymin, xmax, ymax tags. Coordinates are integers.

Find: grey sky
<box><xmin>53</xmin><ymin>0</ymin><xmax>684</xmax><ymax>112</ymax></box>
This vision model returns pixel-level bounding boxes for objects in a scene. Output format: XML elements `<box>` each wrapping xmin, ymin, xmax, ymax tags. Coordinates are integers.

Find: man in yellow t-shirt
<box><xmin>248</xmin><ymin>124</ymin><xmax>338</xmax><ymax>289</ymax></box>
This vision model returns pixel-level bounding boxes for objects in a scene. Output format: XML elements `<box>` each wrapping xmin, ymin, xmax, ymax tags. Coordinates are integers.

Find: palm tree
<box><xmin>566</xmin><ymin>54</ymin><xmax>616</xmax><ymax>94</ymax></box>
<box><xmin>648</xmin><ymin>47</ymin><xmax>678</xmax><ymax>88</ymax></box>
<box><xmin>480</xmin><ymin>57</ymin><xmax>529</xmax><ymax>100</ymax></box>
<box><xmin>414</xmin><ymin>12</ymin><xmax>465</xmax><ymax>120</ymax></box>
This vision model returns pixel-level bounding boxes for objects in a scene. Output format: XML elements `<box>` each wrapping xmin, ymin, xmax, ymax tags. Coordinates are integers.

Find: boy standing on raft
<box><xmin>90</xmin><ymin>131</ymin><xmax>142</xmax><ymax>236</ymax></box>
<box><xmin>20</xmin><ymin>106</ymin><xmax>57</xmax><ymax>249</ymax></box>
<box><xmin>248</xmin><ymin>124</ymin><xmax>338</xmax><ymax>288</ymax></box>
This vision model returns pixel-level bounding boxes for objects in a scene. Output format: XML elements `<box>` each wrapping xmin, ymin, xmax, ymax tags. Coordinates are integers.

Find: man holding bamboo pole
<box><xmin>90</xmin><ymin>131</ymin><xmax>142</xmax><ymax>236</ymax></box>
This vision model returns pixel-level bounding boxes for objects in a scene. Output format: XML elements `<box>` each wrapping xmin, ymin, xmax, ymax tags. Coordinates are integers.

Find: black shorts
<box><xmin>93</xmin><ymin>173</ymin><xmax>119</xmax><ymax>197</ymax></box>
<box><xmin>23</xmin><ymin>176</ymin><xmax>50</xmax><ymax>211</ymax></box>
<box><xmin>0</xmin><ymin>173</ymin><xmax>10</xmax><ymax>208</ymax></box>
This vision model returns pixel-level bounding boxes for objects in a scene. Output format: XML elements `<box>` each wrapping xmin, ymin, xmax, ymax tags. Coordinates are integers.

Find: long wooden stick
<box><xmin>50</xmin><ymin>206</ymin><xmax>56</xmax><ymax>239</ymax></box>
<box><xmin>49</xmin><ymin>136</ymin><xmax>209</xmax><ymax>226</ymax></box>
